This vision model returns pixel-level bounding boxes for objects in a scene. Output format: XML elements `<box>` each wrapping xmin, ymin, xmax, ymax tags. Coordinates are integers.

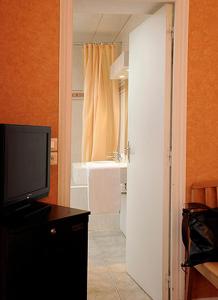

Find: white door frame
<box><xmin>58</xmin><ymin>0</ymin><xmax>189</xmax><ymax>299</ymax></box>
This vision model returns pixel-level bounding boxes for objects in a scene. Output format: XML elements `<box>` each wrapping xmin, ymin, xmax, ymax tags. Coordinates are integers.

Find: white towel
<box><xmin>88</xmin><ymin>166</ymin><xmax>121</xmax><ymax>214</ymax></box>
<box><xmin>72</xmin><ymin>163</ymin><xmax>88</xmax><ymax>185</ymax></box>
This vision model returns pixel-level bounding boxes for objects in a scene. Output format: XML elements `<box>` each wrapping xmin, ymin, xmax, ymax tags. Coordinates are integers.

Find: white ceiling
<box><xmin>74</xmin><ymin>0</ymin><xmax>163</xmax><ymax>14</ymax></box>
<box><xmin>73</xmin><ymin>0</ymin><xmax>163</xmax><ymax>44</ymax></box>
<box><xmin>73</xmin><ymin>14</ymin><xmax>149</xmax><ymax>43</ymax></box>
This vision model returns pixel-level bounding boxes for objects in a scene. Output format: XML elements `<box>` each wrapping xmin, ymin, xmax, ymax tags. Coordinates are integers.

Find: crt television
<box><xmin>0</xmin><ymin>124</ymin><xmax>51</xmax><ymax>209</ymax></box>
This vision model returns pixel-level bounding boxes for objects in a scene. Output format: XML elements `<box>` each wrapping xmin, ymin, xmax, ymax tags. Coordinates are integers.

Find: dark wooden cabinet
<box><xmin>0</xmin><ymin>203</ymin><xmax>90</xmax><ymax>300</ymax></box>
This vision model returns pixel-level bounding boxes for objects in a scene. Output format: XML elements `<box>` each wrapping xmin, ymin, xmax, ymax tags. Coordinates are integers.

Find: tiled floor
<box><xmin>88</xmin><ymin>230</ymin><xmax>151</xmax><ymax>300</ymax></box>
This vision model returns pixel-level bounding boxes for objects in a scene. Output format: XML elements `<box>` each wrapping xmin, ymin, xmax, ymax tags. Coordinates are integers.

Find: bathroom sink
<box><xmin>72</xmin><ymin>161</ymin><xmax>127</xmax><ymax>185</ymax></box>
<box><xmin>87</xmin><ymin>160</ymin><xmax>115</xmax><ymax>164</ymax></box>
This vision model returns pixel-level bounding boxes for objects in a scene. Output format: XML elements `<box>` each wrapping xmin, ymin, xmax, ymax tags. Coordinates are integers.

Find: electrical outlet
<box><xmin>50</xmin><ymin>152</ymin><xmax>58</xmax><ymax>165</ymax></box>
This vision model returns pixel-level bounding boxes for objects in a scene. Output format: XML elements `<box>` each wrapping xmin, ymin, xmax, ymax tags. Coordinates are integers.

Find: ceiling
<box><xmin>73</xmin><ymin>0</ymin><xmax>163</xmax><ymax>44</ymax></box>
<box><xmin>74</xmin><ymin>0</ymin><xmax>163</xmax><ymax>14</ymax></box>
<box><xmin>73</xmin><ymin>14</ymin><xmax>150</xmax><ymax>43</ymax></box>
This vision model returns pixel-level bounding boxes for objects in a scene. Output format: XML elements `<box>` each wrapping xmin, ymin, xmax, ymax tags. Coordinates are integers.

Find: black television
<box><xmin>0</xmin><ymin>124</ymin><xmax>51</xmax><ymax>212</ymax></box>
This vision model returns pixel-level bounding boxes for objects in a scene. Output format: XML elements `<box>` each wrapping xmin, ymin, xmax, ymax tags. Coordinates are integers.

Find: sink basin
<box><xmin>86</xmin><ymin>160</ymin><xmax>115</xmax><ymax>164</ymax></box>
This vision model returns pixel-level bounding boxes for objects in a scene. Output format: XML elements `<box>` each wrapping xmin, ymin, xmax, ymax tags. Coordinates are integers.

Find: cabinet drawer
<box><xmin>47</xmin><ymin>221</ymin><xmax>84</xmax><ymax>240</ymax></box>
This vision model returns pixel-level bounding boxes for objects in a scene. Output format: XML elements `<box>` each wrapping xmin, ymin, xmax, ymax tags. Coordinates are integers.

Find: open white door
<box><xmin>126</xmin><ymin>4</ymin><xmax>173</xmax><ymax>300</ymax></box>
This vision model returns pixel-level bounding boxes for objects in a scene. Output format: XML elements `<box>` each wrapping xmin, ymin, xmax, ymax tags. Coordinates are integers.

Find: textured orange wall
<box><xmin>187</xmin><ymin>0</ymin><xmax>218</xmax><ymax>197</ymax></box>
<box><xmin>186</xmin><ymin>0</ymin><xmax>218</xmax><ymax>296</ymax></box>
<box><xmin>0</xmin><ymin>0</ymin><xmax>60</xmax><ymax>204</ymax></box>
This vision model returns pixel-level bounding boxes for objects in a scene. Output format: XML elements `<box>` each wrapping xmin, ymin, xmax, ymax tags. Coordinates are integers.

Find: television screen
<box><xmin>0</xmin><ymin>124</ymin><xmax>51</xmax><ymax>208</ymax></box>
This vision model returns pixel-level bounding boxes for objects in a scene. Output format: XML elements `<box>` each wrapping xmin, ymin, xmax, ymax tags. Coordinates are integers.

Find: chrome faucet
<box><xmin>114</xmin><ymin>152</ymin><xmax>122</xmax><ymax>162</ymax></box>
<box><xmin>107</xmin><ymin>151</ymin><xmax>123</xmax><ymax>162</ymax></box>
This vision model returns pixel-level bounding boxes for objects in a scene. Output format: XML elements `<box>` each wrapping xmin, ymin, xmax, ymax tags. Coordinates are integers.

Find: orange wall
<box><xmin>187</xmin><ymin>0</ymin><xmax>218</xmax><ymax>197</ymax></box>
<box><xmin>0</xmin><ymin>0</ymin><xmax>60</xmax><ymax>204</ymax></box>
<box><xmin>186</xmin><ymin>0</ymin><xmax>218</xmax><ymax>297</ymax></box>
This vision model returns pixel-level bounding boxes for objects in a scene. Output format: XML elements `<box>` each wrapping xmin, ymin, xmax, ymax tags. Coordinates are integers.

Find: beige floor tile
<box><xmin>88</xmin><ymin>230</ymin><xmax>149</xmax><ymax>300</ymax></box>
<box><xmin>88</xmin><ymin>290</ymin><xmax>120</xmax><ymax>300</ymax></box>
<box><xmin>88</xmin><ymin>270</ymin><xmax>120</xmax><ymax>299</ymax></box>
<box><xmin>108</xmin><ymin>263</ymin><xmax>126</xmax><ymax>273</ymax></box>
<box><xmin>118</xmin><ymin>288</ymin><xmax>151</xmax><ymax>300</ymax></box>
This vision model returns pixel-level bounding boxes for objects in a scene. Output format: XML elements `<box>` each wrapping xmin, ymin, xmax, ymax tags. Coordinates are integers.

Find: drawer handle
<box><xmin>72</xmin><ymin>224</ymin><xmax>83</xmax><ymax>231</ymax></box>
<box><xmin>50</xmin><ymin>228</ymin><xmax>57</xmax><ymax>235</ymax></box>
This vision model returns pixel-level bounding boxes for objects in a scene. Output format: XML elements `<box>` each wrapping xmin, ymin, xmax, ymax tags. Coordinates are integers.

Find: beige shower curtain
<box><xmin>82</xmin><ymin>44</ymin><xmax>120</xmax><ymax>161</ymax></box>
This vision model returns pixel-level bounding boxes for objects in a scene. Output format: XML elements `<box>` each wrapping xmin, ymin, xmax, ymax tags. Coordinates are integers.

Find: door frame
<box><xmin>58</xmin><ymin>0</ymin><xmax>73</xmax><ymax>207</ymax></box>
<box><xmin>170</xmin><ymin>1</ymin><xmax>189</xmax><ymax>299</ymax></box>
<box><xmin>58</xmin><ymin>0</ymin><xmax>189</xmax><ymax>299</ymax></box>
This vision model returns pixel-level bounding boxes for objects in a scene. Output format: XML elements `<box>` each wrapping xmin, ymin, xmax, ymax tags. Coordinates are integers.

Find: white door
<box><xmin>126</xmin><ymin>5</ymin><xmax>173</xmax><ymax>300</ymax></box>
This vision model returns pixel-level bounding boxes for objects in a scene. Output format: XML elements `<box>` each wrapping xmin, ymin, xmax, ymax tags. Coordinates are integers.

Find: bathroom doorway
<box><xmin>71</xmin><ymin>2</ymin><xmax>172</xmax><ymax>300</ymax></box>
<box><xmin>58</xmin><ymin>0</ymin><xmax>188</xmax><ymax>300</ymax></box>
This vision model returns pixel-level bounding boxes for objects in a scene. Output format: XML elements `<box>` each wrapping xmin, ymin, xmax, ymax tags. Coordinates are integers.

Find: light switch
<box><xmin>50</xmin><ymin>152</ymin><xmax>58</xmax><ymax>165</ymax></box>
<box><xmin>51</xmin><ymin>138</ymin><xmax>58</xmax><ymax>152</ymax></box>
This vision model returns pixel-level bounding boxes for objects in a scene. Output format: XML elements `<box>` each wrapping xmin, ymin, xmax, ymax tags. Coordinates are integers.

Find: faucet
<box><xmin>114</xmin><ymin>152</ymin><xmax>122</xmax><ymax>162</ymax></box>
<box><xmin>107</xmin><ymin>151</ymin><xmax>123</xmax><ymax>162</ymax></box>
